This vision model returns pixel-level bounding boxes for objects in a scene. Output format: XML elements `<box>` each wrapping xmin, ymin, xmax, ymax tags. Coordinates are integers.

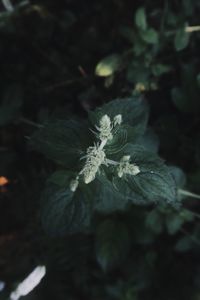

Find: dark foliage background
<box><xmin>0</xmin><ymin>0</ymin><xmax>200</xmax><ymax>299</ymax></box>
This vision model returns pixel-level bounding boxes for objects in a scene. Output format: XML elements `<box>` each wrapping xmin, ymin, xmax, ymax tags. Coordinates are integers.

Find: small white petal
<box><xmin>70</xmin><ymin>179</ymin><xmax>79</xmax><ymax>192</ymax></box>
<box><xmin>0</xmin><ymin>281</ymin><xmax>5</xmax><ymax>292</ymax></box>
<box><xmin>113</xmin><ymin>114</ymin><xmax>122</xmax><ymax>126</ymax></box>
<box><xmin>10</xmin><ymin>266</ymin><xmax>46</xmax><ymax>300</ymax></box>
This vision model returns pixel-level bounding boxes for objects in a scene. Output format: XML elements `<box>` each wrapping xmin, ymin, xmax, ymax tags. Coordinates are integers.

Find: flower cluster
<box><xmin>69</xmin><ymin>114</ymin><xmax>140</xmax><ymax>192</ymax></box>
<box><xmin>117</xmin><ymin>155</ymin><xmax>140</xmax><ymax>178</ymax></box>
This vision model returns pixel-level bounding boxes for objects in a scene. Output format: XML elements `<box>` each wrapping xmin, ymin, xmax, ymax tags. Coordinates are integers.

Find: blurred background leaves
<box><xmin>0</xmin><ymin>0</ymin><xmax>200</xmax><ymax>299</ymax></box>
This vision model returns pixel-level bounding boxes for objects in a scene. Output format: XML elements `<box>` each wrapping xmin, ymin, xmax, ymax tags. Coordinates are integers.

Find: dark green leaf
<box><xmin>168</xmin><ymin>166</ymin><xmax>186</xmax><ymax>188</ymax></box>
<box><xmin>174</xmin><ymin>25</ymin><xmax>190</xmax><ymax>51</ymax></box>
<box><xmin>140</xmin><ymin>28</ymin><xmax>158</xmax><ymax>44</ymax></box>
<box><xmin>96</xmin><ymin>219</ymin><xmax>130</xmax><ymax>271</ymax></box>
<box><xmin>152</xmin><ymin>64</ymin><xmax>172</xmax><ymax>77</ymax></box>
<box><xmin>47</xmin><ymin>170</ymin><xmax>75</xmax><ymax>187</ymax></box>
<box><xmin>145</xmin><ymin>209</ymin><xmax>163</xmax><ymax>234</ymax></box>
<box><xmin>165</xmin><ymin>213</ymin><xmax>183</xmax><ymax>235</ymax></box>
<box><xmin>89</xmin><ymin>97</ymin><xmax>149</xmax><ymax>137</ymax></box>
<box><xmin>137</xmin><ymin>128</ymin><xmax>159</xmax><ymax>153</ymax></box>
<box><xmin>29</xmin><ymin>119</ymin><xmax>92</xmax><ymax>168</ymax></box>
<box><xmin>175</xmin><ymin>236</ymin><xmax>193</xmax><ymax>252</ymax></box>
<box><xmin>114</xmin><ymin>145</ymin><xmax>177</xmax><ymax>205</ymax></box>
<box><xmin>94</xmin><ymin>173</ymin><xmax>128</xmax><ymax>213</ymax></box>
<box><xmin>0</xmin><ymin>84</ymin><xmax>23</xmax><ymax>126</ymax></box>
<box><xmin>41</xmin><ymin>184</ymin><xmax>90</xmax><ymax>236</ymax></box>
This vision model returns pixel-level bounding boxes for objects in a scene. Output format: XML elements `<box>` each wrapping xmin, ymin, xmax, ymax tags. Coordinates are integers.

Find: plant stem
<box><xmin>178</xmin><ymin>189</ymin><xmax>200</xmax><ymax>200</ymax></box>
<box><xmin>185</xmin><ymin>26</ymin><xmax>200</xmax><ymax>33</ymax></box>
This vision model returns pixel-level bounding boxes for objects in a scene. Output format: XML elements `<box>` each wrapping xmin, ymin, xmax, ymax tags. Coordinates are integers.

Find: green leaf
<box><xmin>137</xmin><ymin>128</ymin><xmax>159</xmax><ymax>153</ymax></box>
<box><xmin>152</xmin><ymin>64</ymin><xmax>172</xmax><ymax>77</ymax></box>
<box><xmin>41</xmin><ymin>184</ymin><xmax>90</xmax><ymax>236</ymax></box>
<box><xmin>89</xmin><ymin>97</ymin><xmax>149</xmax><ymax>137</ymax></box>
<box><xmin>104</xmin><ymin>125</ymin><xmax>129</xmax><ymax>155</ymax></box>
<box><xmin>94</xmin><ymin>173</ymin><xmax>128</xmax><ymax>213</ymax></box>
<box><xmin>95</xmin><ymin>54</ymin><xmax>121</xmax><ymax>77</ymax></box>
<box><xmin>174</xmin><ymin>25</ymin><xmax>190</xmax><ymax>51</ymax></box>
<box><xmin>135</xmin><ymin>7</ymin><xmax>147</xmax><ymax>31</ymax></box>
<box><xmin>165</xmin><ymin>213</ymin><xmax>183</xmax><ymax>235</ymax></box>
<box><xmin>145</xmin><ymin>209</ymin><xmax>163</xmax><ymax>234</ymax></box>
<box><xmin>47</xmin><ymin>170</ymin><xmax>75</xmax><ymax>187</ymax></box>
<box><xmin>179</xmin><ymin>209</ymin><xmax>194</xmax><ymax>222</ymax></box>
<box><xmin>113</xmin><ymin>145</ymin><xmax>177</xmax><ymax>205</ymax></box>
<box><xmin>172</xmin><ymin>64</ymin><xmax>200</xmax><ymax>113</ymax></box>
<box><xmin>96</xmin><ymin>219</ymin><xmax>130</xmax><ymax>271</ymax></box>
<box><xmin>140</xmin><ymin>28</ymin><xmax>158</xmax><ymax>44</ymax></box>
<box><xmin>168</xmin><ymin>166</ymin><xmax>186</xmax><ymax>188</ymax></box>
<box><xmin>29</xmin><ymin>119</ymin><xmax>92</xmax><ymax>168</ymax></box>
<box><xmin>126</xmin><ymin>63</ymin><xmax>150</xmax><ymax>83</ymax></box>
<box><xmin>175</xmin><ymin>236</ymin><xmax>192</xmax><ymax>252</ymax></box>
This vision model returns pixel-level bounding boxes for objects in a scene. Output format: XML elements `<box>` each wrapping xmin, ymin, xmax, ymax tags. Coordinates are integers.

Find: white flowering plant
<box><xmin>30</xmin><ymin>97</ymin><xmax>179</xmax><ymax>235</ymax></box>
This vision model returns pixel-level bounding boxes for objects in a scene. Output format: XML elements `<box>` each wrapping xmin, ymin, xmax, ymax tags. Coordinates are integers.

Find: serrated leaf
<box><xmin>89</xmin><ymin>97</ymin><xmax>149</xmax><ymax>137</ymax></box>
<box><xmin>29</xmin><ymin>119</ymin><xmax>92</xmax><ymax>168</ymax></box>
<box><xmin>135</xmin><ymin>7</ymin><xmax>147</xmax><ymax>31</ymax></box>
<box><xmin>41</xmin><ymin>184</ymin><xmax>90</xmax><ymax>236</ymax></box>
<box><xmin>113</xmin><ymin>176</ymin><xmax>151</xmax><ymax>205</ymax></box>
<box><xmin>95</xmin><ymin>54</ymin><xmax>121</xmax><ymax>77</ymax></box>
<box><xmin>113</xmin><ymin>144</ymin><xmax>177</xmax><ymax>205</ymax></box>
<box><xmin>140</xmin><ymin>28</ymin><xmax>158</xmax><ymax>44</ymax></box>
<box><xmin>96</xmin><ymin>219</ymin><xmax>130</xmax><ymax>271</ymax></box>
<box><xmin>94</xmin><ymin>174</ymin><xmax>128</xmax><ymax>213</ymax></box>
<box><xmin>174</xmin><ymin>25</ymin><xmax>190</xmax><ymax>51</ymax></box>
<box><xmin>104</xmin><ymin>126</ymin><xmax>128</xmax><ymax>155</ymax></box>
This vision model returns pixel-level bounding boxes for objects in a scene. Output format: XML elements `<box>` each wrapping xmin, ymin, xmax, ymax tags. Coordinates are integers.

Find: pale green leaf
<box><xmin>135</xmin><ymin>7</ymin><xmax>147</xmax><ymax>31</ymax></box>
<box><xmin>95</xmin><ymin>54</ymin><xmax>121</xmax><ymax>77</ymax></box>
<box><xmin>140</xmin><ymin>28</ymin><xmax>158</xmax><ymax>44</ymax></box>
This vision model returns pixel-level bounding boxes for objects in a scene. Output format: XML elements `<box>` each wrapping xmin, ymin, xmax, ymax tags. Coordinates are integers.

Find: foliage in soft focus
<box><xmin>0</xmin><ymin>1</ymin><xmax>200</xmax><ymax>300</ymax></box>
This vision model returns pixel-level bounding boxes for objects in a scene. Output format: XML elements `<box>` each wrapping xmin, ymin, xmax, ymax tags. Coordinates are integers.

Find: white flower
<box><xmin>98</xmin><ymin>115</ymin><xmax>113</xmax><ymax>141</ymax></box>
<box><xmin>81</xmin><ymin>145</ymin><xmax>105</xmax><ymax>184</ymax></box>
<box><xmin>113</xmin><ymin>114</ymin><xmax>122</xmax><ymax>126</ymax></box>
<box><xmin>70</xmin><ymin>178</ymin><xmax>79</xmax><ymax>192</ymax></box>
<box><xmin>10</xmin><ymin>266</ymin><xmax>46</xmax><ymax>300</ymax></box>
<box><xmin>117</xmin><ymin>155</ymin><xmax>140</xmax><ymax>178</ymax></box>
